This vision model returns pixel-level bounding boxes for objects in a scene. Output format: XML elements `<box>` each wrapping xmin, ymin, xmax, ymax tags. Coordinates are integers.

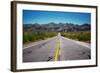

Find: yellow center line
<box><xmin>54</xmin><ymin>39</ymin><xmax>60</xmax><ymax>61</ymax></box>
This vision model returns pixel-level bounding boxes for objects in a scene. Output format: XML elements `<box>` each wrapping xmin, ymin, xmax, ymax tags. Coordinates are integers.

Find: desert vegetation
<box><xmin>61</xmin><ymin>31</ymin><xmax>91</xmax><ymax>42</ymax></box>
<box><xmin>23</xmin><ymin>32</ymin><xmax>57</xmax><ymax>43</ymax></box>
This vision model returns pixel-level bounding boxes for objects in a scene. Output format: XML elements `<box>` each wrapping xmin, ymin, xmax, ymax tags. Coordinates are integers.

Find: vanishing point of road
<box><xmin>23</xmin><ymin>33</ymin><xmax>91</xmax><ymax>62</ymax></box>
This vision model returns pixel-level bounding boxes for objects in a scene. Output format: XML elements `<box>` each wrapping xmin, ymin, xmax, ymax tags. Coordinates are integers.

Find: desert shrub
<box><xmin>23</xmin><ymin>32</ymin><xmax>57</xmax><ymax>43</ymax></box>
<box><xmin>61</xmin><ymin>31</ymin><xmax>90</xmax><ymax>42</ymax></box>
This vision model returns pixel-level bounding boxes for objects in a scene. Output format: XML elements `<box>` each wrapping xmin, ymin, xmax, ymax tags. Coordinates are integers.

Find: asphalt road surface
<box><xmin>23</xmin><ymin>33</ymin><xmax>91</xmax><ymax>62</ymax></box>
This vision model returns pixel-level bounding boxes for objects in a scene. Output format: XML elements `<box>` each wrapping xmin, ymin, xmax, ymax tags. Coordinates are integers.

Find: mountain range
<box><xmin>23</xmin><ymin>22</ymin><xmax>90</xmax><ymax>32</ymax></box>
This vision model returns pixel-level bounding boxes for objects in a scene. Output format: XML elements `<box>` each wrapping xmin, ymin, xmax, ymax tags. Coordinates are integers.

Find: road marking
<box><xmin>54</xmin><ymin>39</ymin><xmax>60</xmax><ymax>61</ymax></box>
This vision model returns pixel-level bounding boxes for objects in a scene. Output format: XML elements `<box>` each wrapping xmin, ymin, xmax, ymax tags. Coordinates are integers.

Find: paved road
<box><xmin>23</xmin><ymin>33</ymin><xmax>91</xmax><ymax>62</ymax></box>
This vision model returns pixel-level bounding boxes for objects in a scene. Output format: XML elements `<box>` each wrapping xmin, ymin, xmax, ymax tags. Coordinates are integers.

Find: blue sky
<box><xmin>23</xmin><ymin>10</ymin><xmax>91</xmax><ymax>25</ymax></box>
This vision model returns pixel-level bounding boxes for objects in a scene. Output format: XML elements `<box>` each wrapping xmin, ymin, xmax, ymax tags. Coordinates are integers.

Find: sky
<box><xmin>23</xmin><ymin>10</ymin><xmax>91</xmax><ymax>25</ymax></box>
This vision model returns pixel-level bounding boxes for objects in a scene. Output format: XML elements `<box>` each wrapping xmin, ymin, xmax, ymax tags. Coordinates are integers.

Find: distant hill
<box><xmin>23</xmin><ymin>22</ymin><xmax>90</xmax><ymax>32</ymax></box>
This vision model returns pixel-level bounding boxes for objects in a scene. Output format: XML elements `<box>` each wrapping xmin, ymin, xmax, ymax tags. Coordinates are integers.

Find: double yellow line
<box><xmin>54</xmin><ymin>39</ymin><xmax>60</xmax><ymax>61</ymax></box>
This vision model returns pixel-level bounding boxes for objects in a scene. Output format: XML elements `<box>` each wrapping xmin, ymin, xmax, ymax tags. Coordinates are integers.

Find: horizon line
<box><xmin>23</xmin><ymin>22</ymin><xmax>90</xmax><ymax>25</ymax></box>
